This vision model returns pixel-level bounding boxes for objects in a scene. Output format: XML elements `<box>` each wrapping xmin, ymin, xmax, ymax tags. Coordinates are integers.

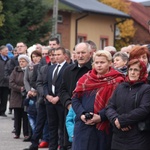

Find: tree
<box><xmin>0</xmin><ymin>1</ymin><xmax>4</xmax><ymax>27</ymax></box>
<box><xmin>0</xmin><ymin>0</ymin><xmax>52</xmax><ymax>47</ymax></box>
<box><xmin>100</xmin><ymin>0</ymin><xmax>136</xmax><ymax>50</ymax></box>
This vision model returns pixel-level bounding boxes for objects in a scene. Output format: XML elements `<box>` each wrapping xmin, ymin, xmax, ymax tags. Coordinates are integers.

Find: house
<box><xmin>140</xmin><ymin>1</ymin><xmax>150</xmax><ymax>7</ymax></box>
<box><xmin>126</xmin><ymin>0</ymin><xmax>150</xmax><ymax>44</ymax></box>
<box><xmin>43</xmin><ymin>0</ymin><xmax>129</xmax><ymax>50</ymax></box>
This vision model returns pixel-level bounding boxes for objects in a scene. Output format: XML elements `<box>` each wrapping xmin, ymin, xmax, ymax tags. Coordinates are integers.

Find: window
<box><xmin>57</xmin><ymin>15</ymin><xmax>63</xmax><ymax>23</ymax></box>
<box><xmin>115</xmin><ymin>26</ymin><xmax>121</xmax><ymax>40</ymax></box>
<box><xmin>77</xmin><ymin>34</ymin><xmax>87</xmax><ymax>43</ymax></box>
<box><xmin>100</xmin><ymin>36</ymin><xmax>108</xmax><ymax>49</ymax></box>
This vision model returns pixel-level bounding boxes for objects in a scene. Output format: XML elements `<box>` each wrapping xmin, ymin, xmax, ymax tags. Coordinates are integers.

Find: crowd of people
<box><xmin>0</xmin><ymin>38</ymin><xmax>150</xmax><ymax>150</ymax></box>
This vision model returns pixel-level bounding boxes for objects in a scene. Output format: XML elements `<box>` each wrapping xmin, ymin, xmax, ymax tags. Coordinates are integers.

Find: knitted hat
<box><xmin>18</xmin><ymin>54</ymin><xmax>30</xmax><ymax>63</ymax></box>
<box><xmin>6</xmin><ymin>43</ymin><xmax>14</xmax><ymax>51</ymax></box>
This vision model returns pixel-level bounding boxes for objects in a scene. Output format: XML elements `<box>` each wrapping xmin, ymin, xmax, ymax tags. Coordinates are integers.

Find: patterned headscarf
<box><xmin>126</xmin><ymin>59</ymin><xmax>148</xmax><ymax>83</ymax></box>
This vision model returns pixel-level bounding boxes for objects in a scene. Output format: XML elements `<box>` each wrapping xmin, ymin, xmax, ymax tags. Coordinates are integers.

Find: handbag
<box><xmin>134</xmin><ymin>85</ymin><xmax>150</xmax><ymax>131</ymax></box>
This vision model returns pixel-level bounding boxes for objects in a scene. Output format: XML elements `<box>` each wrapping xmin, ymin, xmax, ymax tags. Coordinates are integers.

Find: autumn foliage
<box><xmin>0</xmin><ymin>1</ymin><xmax>4</xmax><ymax>27</ymax></box>
<box><xmin>100</xmin><ymin>0</ymin><xmax>136</xmax><ymax>50</ymax></box>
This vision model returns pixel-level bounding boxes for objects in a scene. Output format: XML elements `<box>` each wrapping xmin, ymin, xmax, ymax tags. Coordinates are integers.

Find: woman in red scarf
<box><xmin>106</xmin><ymin>59</ymin><xmax>150</xmax><ymax>150</ymax></box>
<box><xmin>72</xmin><ymin>50</ymin><xmax>124</xmax><ymax>150</ymax></box>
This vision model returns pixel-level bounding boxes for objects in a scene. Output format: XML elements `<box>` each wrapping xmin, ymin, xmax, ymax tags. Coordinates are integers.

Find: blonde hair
<box><xmin>92</xmin><ymin>50</ymin><xmax>112</xmax><ymax>68</ymax></box>
<box><xmin>93</xmin><ymin>50</ymin><xmax>112</xmax><ymax>62</ymax></box>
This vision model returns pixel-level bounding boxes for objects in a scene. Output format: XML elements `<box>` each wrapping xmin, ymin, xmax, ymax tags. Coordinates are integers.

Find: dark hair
<box><xmin>49</xmin><ymin>37</ymin><xmax>60</xmax><ymax>45</ymax></box>
<box><xmin>31</xmin><ymin>50</ymin><xmax>42</xmax><ymax>61</ymax></box>
<box><xmin>13</xmin><ymin>47</ymin><xmax>17</xmax><ymax>52</ymax></box>
<box><xmin>16</xmin><ymin>42</ymin><xmax>27</xmax><ymax>47</ymax></box>
<box><xmin>48</xmin><ymin>48</ymin><xmax>56</xmax><ymax>54</ymax></box>
<box><xmin>65</xmin><ymin>49</ymin><xmax>71</xmax><ymax>58</ymax></box>
<box><xmin>0</xmin><ymin>45</ymin><xmax>7</xmax><ymax>51</ymax></box>
<box><xmin>56</xmin><ymin>47</ymin><xmax>66</xmax><ymax>54</ymax></box>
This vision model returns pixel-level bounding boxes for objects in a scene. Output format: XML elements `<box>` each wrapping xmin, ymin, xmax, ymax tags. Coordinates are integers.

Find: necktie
<box><xmin>52</xmin><ymin>65</ymin><xmax>60</xmax><ymax>86</ymax></box>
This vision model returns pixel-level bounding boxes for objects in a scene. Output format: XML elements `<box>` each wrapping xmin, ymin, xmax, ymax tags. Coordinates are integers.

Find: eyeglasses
<box><xmin>128</xmin><ymin>68</ymin><xmax>140</xmax><ymax>72</ymax></box>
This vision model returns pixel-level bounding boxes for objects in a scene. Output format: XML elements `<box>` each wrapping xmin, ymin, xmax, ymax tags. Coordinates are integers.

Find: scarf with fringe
<box><xmin>73</xmin><ymin>67</ymin><xmax>124</xmax><ymax>132</ymax></box>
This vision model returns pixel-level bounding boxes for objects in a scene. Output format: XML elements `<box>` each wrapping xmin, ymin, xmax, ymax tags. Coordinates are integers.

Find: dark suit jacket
<box><xmin>39</xmin><ymin>56</ymin><xmax>50</xmax><ymax>68</ymax></box>
<box><xmin>0</xmin><ymin>55</ymin><xmax>9</xmax><ymax>87</ymax></box>
<box><xmin>43</xmin><ymin>62</ymin><xmax>69</xmax><ymax>103</ymax></box>
<box><xmin>59</xmin><ymin>59</ymin><xmax>92</xmax><ymax>147</ymax></box>
<box><xmin>60</xmin><ymin>59</ymin><xmax>92</xmax><ymax>108</ymax></box>
<box><xmin>5</xmin><ymin>55</ymin><xmax>19</xmax><ymax>77</ymax></box>
<box><xmin>36</xmin><ymin>63</ymin><xmax>51</xmax><ymax>97</ymax></box>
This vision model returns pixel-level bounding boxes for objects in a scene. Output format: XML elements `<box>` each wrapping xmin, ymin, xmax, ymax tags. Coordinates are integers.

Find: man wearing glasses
<box><xmin>5</xmin><ymin>42</ymin><xmax>27</xmax><ymax>76</ymax></box>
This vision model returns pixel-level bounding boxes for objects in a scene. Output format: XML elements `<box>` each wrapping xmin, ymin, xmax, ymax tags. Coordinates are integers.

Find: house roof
<box><xmin>60</xmin><ymin>0</ymin><xmax>130</xmax><ymax>18</ymax></box>
<box><xmin>140</xmin><ymin>1</ymin><xmax>150</xmax><ymax>6</ymax></box>
<box><xmin>127</xmin><ymin>0</ymin><xmax>150</xmax><ymax>31</ymax></box>
<box><xmin>42</xmin><ymin>0</ymin><xmax>77</xmax><ymax>12</ymax></box>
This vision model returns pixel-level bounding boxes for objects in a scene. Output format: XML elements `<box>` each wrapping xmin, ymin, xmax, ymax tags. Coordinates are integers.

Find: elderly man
<box><xmin>60</xmin><ymin>42</ymin><xmax>93</xmax><ymax>149</ymax></box>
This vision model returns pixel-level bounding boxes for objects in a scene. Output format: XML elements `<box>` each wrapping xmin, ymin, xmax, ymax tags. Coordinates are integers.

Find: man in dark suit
<box><xmin>44</xmin><ymin>47</ymin><xmax>69</xmax><ymax>150</ymax></box>
<box><xmin>59</xmin><ymin>42</ymin><xmax>93</xmax><ymax>149</ymax></box>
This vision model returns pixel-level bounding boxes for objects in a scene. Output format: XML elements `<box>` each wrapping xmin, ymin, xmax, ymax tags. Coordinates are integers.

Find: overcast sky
<box><xmin>130</xmin><ymin>0</ymin><xmax>149</xmax><ymax>2</ymax></box>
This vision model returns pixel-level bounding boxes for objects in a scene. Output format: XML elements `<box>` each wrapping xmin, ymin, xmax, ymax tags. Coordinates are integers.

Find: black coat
<box><xmin>60</xmin><ymin>59</ymin><xmax>92</xmax><ymax>108</ymax></box>
<box><xmin>0</xmin><ymin>55</ymin><xmax>9</xmax><ymax>87</ymax></box>
<box><xmin>5</xmin><ymin>55</ymin><xmax>19</xmax><ymax>76</ymax></box>
<box><xmin>39</xmin><ymin>56</ymin><xmax>50</xmax><ymax>69</ymax></box>
<box><xmin>30</xmin><ymin>64</ymin><xmax>40</xmax><ymax>89</ymax></box>
<box><xmin>106</xmin><ymin>82</ymin><xmax>150</xmax><ymax>150</ymax></box>
<box><xmin>36</xmin><ymin>63</ymin><xmax>51</xmax><ymax>104</ymax></box>
<box><xmin>59</xmin><ymin>59</ymin><xmax>92</xmax><ymax>147</ymax></box>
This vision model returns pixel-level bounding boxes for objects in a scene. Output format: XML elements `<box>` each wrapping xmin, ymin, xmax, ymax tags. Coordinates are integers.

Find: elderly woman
<box><xmin>113</xmin><ymin>52</ymin><xmax>129</xmax><ymax>75</ymax></box>
<box><xmin>72</xmin><ymin>50</ymin><xmax>124</xmax><ymax>150</ymax></box>
<box><xmin>106</xmin><ymin>59</ymin><xmax>150</xmax><ymax>150</ymax></box>
<box><xmin>9</xmin><ymin>55</ymin><xmax>30</xmax><ymax>139</ymax></box>
<box><xmin>129</xmin><ymin>45</ymin><xmax>150</xmax><ymax>83</ymax></box>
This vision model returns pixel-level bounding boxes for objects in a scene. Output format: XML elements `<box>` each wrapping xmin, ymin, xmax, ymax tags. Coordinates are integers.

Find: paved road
<box><xmin>0</xmin><ymin>109</ymin><xmax>48</xmax><ymax>150</ymax></box>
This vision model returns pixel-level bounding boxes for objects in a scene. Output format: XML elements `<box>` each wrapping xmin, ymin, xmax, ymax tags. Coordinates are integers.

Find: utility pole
<box><xmin>52</xmin><ymin>0</ymin><xmax>58</xmax><ymax>37</ymax></box>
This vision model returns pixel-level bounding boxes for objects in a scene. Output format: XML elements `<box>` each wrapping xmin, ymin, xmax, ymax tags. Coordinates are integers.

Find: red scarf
<box><xmin>73</xmin><ymin>67</ymin><xmax>124</xmax><ymax>132</ymax></box>
<box><xmin>45</xmin><ymin>56</ymin><xmax>50</xmax><ymax>64</ymax></box>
